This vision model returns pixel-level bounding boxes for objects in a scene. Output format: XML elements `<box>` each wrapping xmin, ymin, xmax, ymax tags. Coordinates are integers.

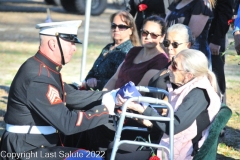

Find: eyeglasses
<box><xmin>141</xmin><ymin>29</ymin><xmax>161</xmax><ymax>39</ymax></box>
<box><xmin>111</xmin><ymin>23</ymin><xmax>130</xmax><ymax>31</ymax></box>
<box><xmin>58</xmin><ymin>33</ymin><xmax>81</xmax><ymax>44</ymax></box>
<box><xmin>163</xmin><ymin>40</ymin><xmax>183</xmax><ymax>48</ymax></box>
<box><xmin>171</xmin><ymin>57</ymin><xmax>184</xmax><ymax>72</ymax></box>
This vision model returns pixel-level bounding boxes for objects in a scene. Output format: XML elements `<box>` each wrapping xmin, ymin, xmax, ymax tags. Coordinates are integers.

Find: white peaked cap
<box><xmin>36</xmin><ymin>20</ymin><xmax>82</xmax><ymax>36</ymax></box>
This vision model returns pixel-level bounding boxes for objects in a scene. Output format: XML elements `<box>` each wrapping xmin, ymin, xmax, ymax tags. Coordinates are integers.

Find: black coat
<box><xmin>126</xmin><ymin>0</ymin><xmax>166</xmax><ymax>36</ymax></box>
<box><xmin>208</xmin><ymin>0</ymin><xmax>234</xmax><ymax>48</ymax></box>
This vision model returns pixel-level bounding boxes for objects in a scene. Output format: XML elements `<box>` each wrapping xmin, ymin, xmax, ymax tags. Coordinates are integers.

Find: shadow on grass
<box><xmin>217</xmin><ymin>154</ymin><xmax>236</xmax><ymax>160</ymax></box>
<box><xmin>219</xmin><ymin>126</ymin><xmax>240</xmax><ymax>151</ymax></box>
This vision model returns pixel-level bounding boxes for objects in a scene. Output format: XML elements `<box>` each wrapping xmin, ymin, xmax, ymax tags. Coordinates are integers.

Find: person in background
<box><xmin>148</xmin><ymin>23</ymin><xmax>194</xmax><ymax>100</ymax></box>
<box><xmin>165</xmin><ymin>0</ymin><xmax>215</xmax><ymax>68</ymax></box>
<box><xmin>208</xmin><ymin>0</ymin><xmax>234</xmax><ymax>104</ymax></box>
<box><xmin>84</xmin><ymin>10</ymin><xmax>140</xmax><ymax>91</ymax></box>
<box><xmin>126</xmin><ymin>0</ymin><xmax>166</xmax><ymax>37</ymax></box>
<box><xmin>115</xmin><ymin>49</ymin><xmax>221</xmax><ymax>160</ymax></box>
<box><xmin>103</xmin><ymin>15</ymin><xmax>169</xmax><ymax>91</ymax></box>
<box><xmin>0</xmin><ymin>20</ymin><xmax>115</xmax><ymax>159</ymax></box>
<box><xmin>233</xmin><ymin>0</ymin><xmax>240</xmax><ymax>55</ymax></box>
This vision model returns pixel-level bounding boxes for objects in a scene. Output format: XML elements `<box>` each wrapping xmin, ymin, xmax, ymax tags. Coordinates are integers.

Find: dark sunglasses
<box><xmin>141</xmin><ymin>29</ymin><xmax>161</xmax><ymax>39</ymax></box>
<box><xmin>171</xmin><ymin>57</ymin><xmax>184</xmax><ymax>72</ymax></box>
<box><xmin>163</xmin><ymin>40</ymin><xmax>183</xmax><ymax>48</ymax></box>
<box><xmin>58</xmin><ymin>33</ymin><xmax>81</xmax><ymax>44</ymax></box>
<box><xmin>111</xmin><ymin>23</ymin><xmax>130</xmax><ymax>31</ymax></box>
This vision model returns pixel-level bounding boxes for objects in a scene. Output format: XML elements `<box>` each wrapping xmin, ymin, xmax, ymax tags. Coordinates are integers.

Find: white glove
<box><xmin>101</xmin><ymin>89</ymin><xmax>119</xmax><ymax>115</ymax></box>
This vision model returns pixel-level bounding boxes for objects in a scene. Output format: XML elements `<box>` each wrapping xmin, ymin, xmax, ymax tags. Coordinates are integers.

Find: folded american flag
<box><xmin>116</xmin><ymin>81</ymin><xmax>142</xmax><ymax>99</ymax></box>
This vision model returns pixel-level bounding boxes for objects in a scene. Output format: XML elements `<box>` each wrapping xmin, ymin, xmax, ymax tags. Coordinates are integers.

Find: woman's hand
<box><xmin>116</xmin><ymin>94</ymin><xmax>145</xmax><ymax>114</ymax></box>
<box><xmin>86</xmin><ymin>78</ymin><xmax>98</xmax><ymax>88</ymax></box>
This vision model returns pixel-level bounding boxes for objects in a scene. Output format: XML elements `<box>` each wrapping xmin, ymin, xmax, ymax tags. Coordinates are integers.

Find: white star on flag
<box><xmin>123</xmin><ymin>88</ymin><xmax>134</xmax><ymax>98</ymax></box>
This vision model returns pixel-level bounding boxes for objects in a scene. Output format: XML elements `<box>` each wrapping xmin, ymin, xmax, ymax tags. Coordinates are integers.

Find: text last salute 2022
<box><xmin>0</xmin><ymin>150</ymin><xmax>104</xmax><ymax>159</ymax></box>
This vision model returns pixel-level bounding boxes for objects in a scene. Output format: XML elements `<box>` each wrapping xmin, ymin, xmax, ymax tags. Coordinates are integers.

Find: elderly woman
<box><xmin>148</xmin><ymin>23</ymin><xmax>194</xmax><ymax>99</ymax></box>
<box><xmin>116</xmin><ymin>49</ymin><xmax>221</xmax><ymax>160</ymax></box>
<box><xmin>84</xmin><ymin>10</ymin><xmax>140</xmax><ymax>90</ymax></box>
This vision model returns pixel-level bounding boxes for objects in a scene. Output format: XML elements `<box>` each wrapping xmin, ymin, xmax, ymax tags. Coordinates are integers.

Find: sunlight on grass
<box><xmin>0</xmin><ymin>41</ymin><xmax>103</xmax><ymax>85</ymax></box>
<box><xmin>218</xmin><ymin>143</ymin><xmax>240</xmax><ymax>159</ymax></box>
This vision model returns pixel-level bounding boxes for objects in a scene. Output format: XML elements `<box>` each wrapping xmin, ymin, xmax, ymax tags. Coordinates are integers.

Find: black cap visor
<box><xmin>59</xmin><ymin>33</ymin><xmax>82</xmax><ymax>44</ymax></box>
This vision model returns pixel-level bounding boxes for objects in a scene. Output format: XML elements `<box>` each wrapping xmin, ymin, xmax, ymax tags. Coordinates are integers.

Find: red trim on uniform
<box><xmin>58</xmin><ymin>132</ymin><xmax>64</xmax><ymax>147</ymax></box>
<box><xmin>76</xmin><ymin>112</ymin><xmax>83</xmax><ymax>126</ymax></box>
<box><xmin>83</xmin><ymin>111</ymin><xmax>109</xmax><ymax>119</ymax></box>
<box><xmin>38</xmin><ymin>63</ymin><xmax>43</xmax><ymax>76</ymax></box>
<box><xmin>46</xmin><ymin>85</ymin><xmax>63</xmax><ymax>105</ymax></box>
<box><xmin>38</xmin><ymin>50</ymin><xmax>62</xmax><ymax>66</ymax></box>
<box><xmin>34</xmin><ymin>56</ymin><xmax>60</xmax><ymax>74</ymax></box>
<box><xmin>60</xmin><ymin>75</ymin><xmax>66</xmax><ymax>102</ymax></box>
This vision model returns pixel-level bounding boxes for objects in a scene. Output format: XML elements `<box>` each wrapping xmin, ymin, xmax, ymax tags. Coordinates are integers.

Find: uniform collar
<box><xmin>35</xmin><ymin>51</ymin><xmax>62</xmax><ymax>72</ymax></box>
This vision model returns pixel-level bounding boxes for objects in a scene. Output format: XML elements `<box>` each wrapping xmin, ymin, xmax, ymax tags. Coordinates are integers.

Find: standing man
<box><xmin>0</xmin><ymin>20</ymin><xmax>114</xmax><ymax>159</ymax></box>
<box><xmin>126</xmin><ymin>0</ymin><xmax>167</xmax><ymax>37</ymax></box>
<box><xmin>208</xmin><ymin>0</ymin><xmax>234</xmax><ymax>103</ymax></box>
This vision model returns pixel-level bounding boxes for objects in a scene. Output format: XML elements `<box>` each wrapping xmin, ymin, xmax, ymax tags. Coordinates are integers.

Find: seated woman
<box><xmin>147</xmin><ymin>23</ymin><xmax>194</xmax><ymax>100</ymax></box>
<box><xmin>115</xmin><ymin>49</ymin><xmax>222</xmax><ymax>160</ymax></box>
<box><xmin>83</xmin><ymin>10</ymin><xmax>140</xmax><ymax>90</ymax></box>
<box><xmin>103</xmin><ymin>15</ymin><xmax>169</xmax><ymax>91</ymax></box>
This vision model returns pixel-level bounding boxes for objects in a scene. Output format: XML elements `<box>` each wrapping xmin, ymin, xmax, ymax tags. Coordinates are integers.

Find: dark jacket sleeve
<box><xmin>126</xmin><ymin>0</ymin><xmax>138</xmax><ymax>16</ymax></box>
<box><xmin>234</xmin><ymin>0</ymin><xmax>240</xmax><ymax>14</ymax></box>
<box><xmin>143</xmin><ymin>88</ymin><xmax>209</xmax><ymax>135</ymax></box>
<box><xmin>85</xmin><ymin>53</ymin><xmax>103</xmax><ymax>81</ymax></box>
<box><xmin>208</xmin><ymin>0</ymin><xmax>234</xmax><ymax>45</ymax></box>
<box><xmin>27</xmin><ymin>79</ymin><xmax>109</xmax><ymax>135</ymax></box>
<box><xmin>64</xmin><ymin>83</ymin><xmax>107</xmax><ymax>110</ymax></box>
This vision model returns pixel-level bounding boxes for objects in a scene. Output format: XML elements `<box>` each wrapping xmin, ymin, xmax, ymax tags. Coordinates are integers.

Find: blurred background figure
<box><xmin>165</xmin><ymin>0</ymin><xmax>215</xmax><ymax>69</ymax></box>
<box><xmin>45</xmin><ymin>8</ymin><xmax>52</xmax><ymax>23</ymax></box>
<box><xmin>208</xmin><ymin>0</ymin><xmax>234</xmax><ymax>104</ymax></box>
<box><xmin>84</xmin><ymin>10</ymin><xmax>140</xmax><ymax>91</ymax></box>
<box><xmin>233</xmin><ymin>0</ymin><xmax>240</xmax><ymax>55</ymax></box>
<box><xmin>126</xmin><ymin>0</ymin><xmax>167</xmax><ymax>37</ymax></box>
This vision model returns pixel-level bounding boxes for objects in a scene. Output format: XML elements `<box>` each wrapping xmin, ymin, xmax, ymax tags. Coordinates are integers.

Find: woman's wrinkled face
<box><xmin>141</xmin><ymin>21</ymin><xmax>164</xmax><ymax>49</ymax></box>
<box><xmin>168</xmin><ymin>56</ymin><xmax>188</xmax><ymax>86</ymax></box>
<box><xmin>111</xmin><ymin>14</ymin><xmax>132</xmax><ymax>42</ymax></box>
<box><xmin>165</xmin><ymin>31</ymin><xmax>190</xmax><ymax>60</ymax></box>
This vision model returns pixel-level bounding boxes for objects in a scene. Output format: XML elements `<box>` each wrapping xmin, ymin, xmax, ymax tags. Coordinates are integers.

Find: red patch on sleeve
<box><xmin>76</xmin><ymin>112</ymin><xmax>83</xmax><ymax>126</ymax></box>
<box><xmin>46</xmin><ymin>85</ymin><xmax>62</xmax><ymax>105</ymax></box>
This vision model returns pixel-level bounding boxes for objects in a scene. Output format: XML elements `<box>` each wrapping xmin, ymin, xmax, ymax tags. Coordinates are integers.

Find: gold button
<box><xmin>88</xmin><ymin>114</ymin><xmax>91</xmax><ymax>116</ymax></box>
<box><xmin>41</xmin><ymin>145</ymin><xmax>44</xmax><ymax>148</ymax></box>
<box><xmin>56</xmin><ymin>130</ymin><xmax>58</xmax><ymax>133</ymax></box>
<box><xmin>64</xmin><ymin>102</ymin><xmax>66</xmax><ymax>105</ymax></box>
<box><xmin>96</xmin><ymin>110</ymin><xmax>98</xmax><ymax>113</ymax></box>
<box><xmin>43</xmin><ymin>65</ymin><xmax>46</xmax><ymax>68</ymax></box>
<box><xmin>104</xmin><ymin>108</ymin><xmax>106</xmax><ymax>111</ymax></box>
<box><xmin>64</xmin><ymin>92</ymin><xmax>67</xmax><ymax>95</ymax></box>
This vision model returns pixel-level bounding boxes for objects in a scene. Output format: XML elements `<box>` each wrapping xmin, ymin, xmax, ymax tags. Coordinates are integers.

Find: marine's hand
<box><xmin>102</xmin><ymin>90</ymin><xmax>118</xmax><ymax>115</ymax></box>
